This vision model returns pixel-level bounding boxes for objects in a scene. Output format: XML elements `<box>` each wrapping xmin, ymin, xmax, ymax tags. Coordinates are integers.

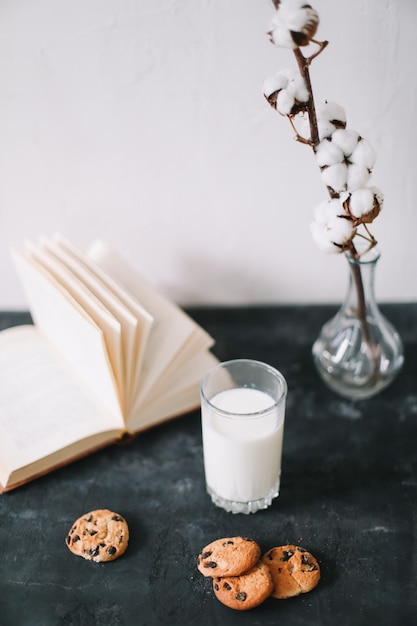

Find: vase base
<box><xmin>313</xmin><ymin>356</ymin><xmax>403</xmax><ymax>400</ymax></box>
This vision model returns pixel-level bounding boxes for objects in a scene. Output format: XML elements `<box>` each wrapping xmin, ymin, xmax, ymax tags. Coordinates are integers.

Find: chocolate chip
<box><xmin>112</xmin><ymin>515</ymin><xmax>123</xmax><ymax>522</ymax></box>
<box><xmin>201</xmin><ymin>551</ymin><xmax>212</xmax><ymax>559</ymax></box>
<box><xmin>236</xmin><ymin>592</ymin><xmax>247</xmax><ymax>602</ymax></box>
<box><xmin>119</xmin><ymin>535</ymin><xmax>124</xmax><ymax>543</ymax></box>
<box><xmin>85</xmin><ymin>515</ymin><xmax>93</xmax><ymax>522</ymax></box>
<box><xmin>66</xmin><ymin>535</ymin><xmax>71</xmax><ymax>545</ymax></box>
<box><xmin>297</xmin><ymin>547</ymin><xmax>306</xmax><ymax>553</ymax></box>
<box><xmin>305</xmin><ymin>563</ymin><xmax>318</xmax><ymax>572</ymax></box>
<box><xmin>222</xmin><ymin>541</ymin><xmax>234</xmax><ymax>546</ymax></box>
<box><xmin>90</xmin><ymin>530</ymin><xmax>97</xmax><ymax>536</ymax></box>
<box><xmin>280</xmin><ymin>549</ymin><xmax>294</xmax><ymax>561</ymax></box>
<box><xmin>72</xmin><ymin>535</ymin><xmax>80</xmax><ymax>543</ymax></box>
<box><xmin>204</xmin><ymin>561</ymin><xmax>217</xmax><ymax>569</ymax></box>
<box><xmin>88</xmin><ymin>546</ymin><xmax>100</xmax><ymax>557</ymax></box>
<box><xmin>224</xmin><ymin>582</ymin><xmax>232</xmax><ymax>590</ymax></box>
<box><xmin>214</xmin><ymin>583</ymin><xmax>219</xmax><ymax>591</ymax></box>
<box><xmin>107</xmin><ymin>546</ymin><xmax>117</xmax><ymax>555</ymax></box>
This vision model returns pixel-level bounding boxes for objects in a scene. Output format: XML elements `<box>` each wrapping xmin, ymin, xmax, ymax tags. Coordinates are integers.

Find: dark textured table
<box><xmin>0</xmin><ymin>306</ymin><xmax>416</xmax><ymax>626</ymax></box>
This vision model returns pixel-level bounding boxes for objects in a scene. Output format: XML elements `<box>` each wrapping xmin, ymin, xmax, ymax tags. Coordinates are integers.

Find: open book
<box><xmin>0</xmin><ymin>235</ymin><xmax>217</xmax><ymax>492</ymax></box>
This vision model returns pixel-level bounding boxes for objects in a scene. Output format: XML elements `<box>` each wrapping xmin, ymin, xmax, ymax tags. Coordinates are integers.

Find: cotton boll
<box><xmin>371</xmin><ymin>186</ymin><xmax>384</xmax><ymax>209</ymax></box>
<box><xmin>311</xmin><ymin>215</ymin><xmax>354</xmax><ymax>253</ymax></box>
<box><xmin>346</xmin><ymin>163</ymin><xmax>370</xmax><ymax>191</ymax></box>
<box><xmin>313</xmin><ymin>200</ymin><xmax>332</xmax><ymax>224</ymax></box>
<box><xmin>268</xmin><ymin>0</ymin><xmax>319</xmax><ymax>48</ymax></box>
<box><xmin>349</xmin><ymin>188</ymin><xmax>374</xmax><ymax>218</ymax></box>
<box><xmin>263</xmin><ymin>76</ymin><xmax>282</xmax><ymax>99</ymax></box>
<box><xmin>318</xmin><ymin>101</ymin><xmax>347</xmax><ymax>127</ymax></box>
<box><xmin>294</xmin><ymin>79</ymin><xmax>309</xmax><ymax>103</ymax></box>
<box><xmin>311</xmin><ymin>221</ymin><xmax>342</xmax><ymax>253</ymax></box>
<box><xmin>314</xmin><ymin>197</ymin><xmax>348</xmax><ymax>222</ymax></box>
<box><xmin>268</xmin><ymin>11</ymin><xmax>296</xmax><ymax>48</ymax></box>
<box><xmin>317</xmin><ymin>102</ymin><xmax>347</xmax><ymax>139</ymax></box>
<box><xmin>349</xmin><ymin>186</ymin><xmax>383</xmax><ymax>224</ymax></box>
<box><xmin>321</xmin><ymin>162</ymin><xmax>348</xmax><ymax>192</ymax></box>
<box><xmin>270</xmin><ymin>28</ymin><xmax>294</xmax><ymax>49</ymax></box>
<box><xmin>263</xmin><ymin>69</ymin><xmax>309</xmax><ymax>115</ymax></box>
<box><xmin>316</xmin><ymin>139</ymin><xmax>344</xmax><ymax>167</ymax></box>
<box><xmin>350</xmin><ymin>138</ymin><xmax>376</xmax><ymax>170</ymax></box>
<box><xmin>276</xmin><ymin>68</ymin><xmax>295</xmax><ymax>85</ymax></box>
<box><xmin>276</xmin><ymin>89</ymin><xmax>295</xmax><ymax>115</ymax></box>
<box><xmin>329</xmin><ymin>215</ymin><xmax>355</xmax><ymax>246</ymax></box>
<box><xmin>286</xmin><ymin>74</ymin><xmax>309</xmax><ymax>103</ymax></box>
<box><xmin>283</xmin><ymin>0</ymin><xmax>320</xmax><ymax>46</ymax></box>
<box><xmin>263</xmin><ymin>70</ymin><xmax>292</xmax><ymax>99</ymax></box>
<box><xmin>331</xmin><ymin>128</ymin><xmax>360</xmax><ymax>157</ymax></box>
<box><xmin>318</xmin><ymin>119</ymin><xmax>337</xmax><ymax>140</ymax></box>
<box><xmin>311</xmin><ymin>193</ymin><xmax>355</xmax><ymax>252</ymax></box>
<box><xmin>326</xmin><ymin>197</ymin><xmax>348</xmax><ymax>219</ymax></box>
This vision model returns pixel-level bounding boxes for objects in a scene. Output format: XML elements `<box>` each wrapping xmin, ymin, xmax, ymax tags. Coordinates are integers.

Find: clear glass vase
<box><xmin>312</xmin><ymin>248</ymin><xmax>404</xmax><ymax>400</ymax></box>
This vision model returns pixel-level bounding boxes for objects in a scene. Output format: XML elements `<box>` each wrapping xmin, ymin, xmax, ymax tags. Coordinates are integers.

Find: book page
<box><xmin>25</xmin><ymin>242</ymin><xmax>126</xmax><ymax>413</ymax></box>
<box><xmin>128</xmin><ymin>350</ymin><xmax>219</xmax><ymax>431</ymax></box>
<box><xmin>143</xmin><ymin>330</ymin><xmax>214</xmax><ymax>402</ymax></box>
<box><xmin>49</xmin><ymin>234</ymin><xmax>154</xmax><ymax>412</ymax></box>
<box><xmin>12</xmin><ymin>250</ymin><xmax>123</xmax><ymax>420</ymax></box>
<box><xmin>87</xmin><ymin>241</ymin><xmax>214</xmax><ymax>407</ymax></box>
<box><xmin>0</xmin><ymin>326</ymin><xmax>123</xmax><ymax>488</ymax></box>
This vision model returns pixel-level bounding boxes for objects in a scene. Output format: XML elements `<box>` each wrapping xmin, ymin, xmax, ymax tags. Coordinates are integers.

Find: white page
<box><xmin>142</xmin><ymin>330</ymin><xmax>214</xmax><ymax>404</ymax></box>
<box><xmin>0</xmin><ymin>326</ymin><xmax>123</xmax><ymax>480</ymax></box>
<box><xmin>25</xmin><ymin>242</ymin><xmax>125</xmax><ymax>413</ymax></box>
<box><xmin>12</xmin><ymin>251</ymin><xmax>123</xmax><ymax>420</ymax></box>
<box><xmin>38</xmin><ymin>237</ymin><xmax>136</xmax><ymax>407</ymax></box>
<box><xmin>88</xmin><ymin>241</ymin><xmax>214</xmax><ymax>405</ymax></box>
<box><xmin>51</xmin><ymin>234</ymin><xmax>154</xmax><ymax>411</ymax></box>
<box><xmin>129</xmin><ymin>350</ymin><xmax>219</xmax><ymax>431</ymax></box>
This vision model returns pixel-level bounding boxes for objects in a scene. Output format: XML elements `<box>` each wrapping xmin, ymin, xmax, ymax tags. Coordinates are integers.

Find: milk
<box><xmin>201</xmin><ymin>387</ymin><xmax>285</xmax><ymax>503</ymax></box>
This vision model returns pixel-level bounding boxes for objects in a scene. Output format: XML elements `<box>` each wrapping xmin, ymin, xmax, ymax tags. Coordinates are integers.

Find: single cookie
<box><xmin>66</xmin><ymin>509</ymin><xmax>129</xmax><ymax>562</ymax></box>
<box><xmin>197</xmin><ymin>536</ymin><xmax>261</xmax><ymax>577</ymax></box>
<box><xmin>261</xmin><ymin>544</ymin><xmax>320</xmax><ymax>599</ymax></box>
<box><xmin>212</xmin><ymin>562</ymin><xmax>273</xmax><ymax>611</ymax></box>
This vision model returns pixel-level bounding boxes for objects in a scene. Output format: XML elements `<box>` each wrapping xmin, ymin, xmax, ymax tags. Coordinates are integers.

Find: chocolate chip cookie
<box><xmin>212</xmin><ymin>562</ymin><xmax>273</xmax><ymax>611</ymax></box>
<box><xmin>66</xmin><ymin>509</ymin><xmax>129</xmax><ymax>562</ymax></box>
<box><xmin>197</xmin><ymin>536</ymin><xmax>261</xmax><ymax>577</ymax></box>
<box><xmin>261</xmin><ymin>544</ymin><xmax>320</xmax><ymax>599</ymax></box>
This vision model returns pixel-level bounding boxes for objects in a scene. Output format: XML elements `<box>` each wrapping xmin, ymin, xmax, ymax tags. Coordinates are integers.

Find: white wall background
<box><xmin>1</xmin><ymin>0</ymin><xmax>416</xmax><ymax>308</ymax></box>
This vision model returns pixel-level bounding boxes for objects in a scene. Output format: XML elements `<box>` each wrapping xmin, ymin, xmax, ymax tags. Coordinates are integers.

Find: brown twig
<box><xmin>293</xmin><ymin>47</ymin><xmax>320</xmax><ymax>149</ymax></box>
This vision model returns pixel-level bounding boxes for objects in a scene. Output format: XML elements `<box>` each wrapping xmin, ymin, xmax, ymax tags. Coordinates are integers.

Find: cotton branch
<box><xmin>292</xmin><ymin>44</ymin><xmax>326</xmax><ymax>149</ymax></box>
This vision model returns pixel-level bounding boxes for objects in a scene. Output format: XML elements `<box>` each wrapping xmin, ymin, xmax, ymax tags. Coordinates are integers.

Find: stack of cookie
<box><xmin>197</xmin><ymin>536</ymin><xmax>320</xmax><ymax>611</ymax></box>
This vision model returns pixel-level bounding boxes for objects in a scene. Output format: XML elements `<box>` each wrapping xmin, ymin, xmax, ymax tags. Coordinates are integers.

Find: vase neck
<box><xmin>343</xmin><ymin>249</ymin><xmax>379</xmax><ymax>317</ymax></box>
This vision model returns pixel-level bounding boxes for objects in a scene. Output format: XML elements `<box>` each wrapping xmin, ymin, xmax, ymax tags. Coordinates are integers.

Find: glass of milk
<box><xmin>200</xmin><ymin>359</ymin><xmax>287</xmax><ymax>514</ymax></box>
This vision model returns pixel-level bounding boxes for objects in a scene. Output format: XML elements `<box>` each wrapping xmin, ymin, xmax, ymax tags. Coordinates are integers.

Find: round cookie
<box><xmin>261</xmin><ymin>544</ymin><xmax>320</xmax><ymax>599</ymax></box>
<box><xmin>197</xmin><ymin>536</ymin><xmax>261</xmax><ymax>577</ymax></box>
<box><xmin>66</xmin><ymin>509</ymin><xmax>129</xmax><ymax>562</ymax></box>
<box><xmin>212</xmin><ymin>562</ymin><xmax>273</xmax><ymax>611</ymax></box>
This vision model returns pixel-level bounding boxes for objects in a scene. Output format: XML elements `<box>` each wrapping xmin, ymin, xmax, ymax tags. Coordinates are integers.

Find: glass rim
<box><xmin>200</xmin><ymin>358</ymin><xmax>287</xmax><ymax>418</ymax></box>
